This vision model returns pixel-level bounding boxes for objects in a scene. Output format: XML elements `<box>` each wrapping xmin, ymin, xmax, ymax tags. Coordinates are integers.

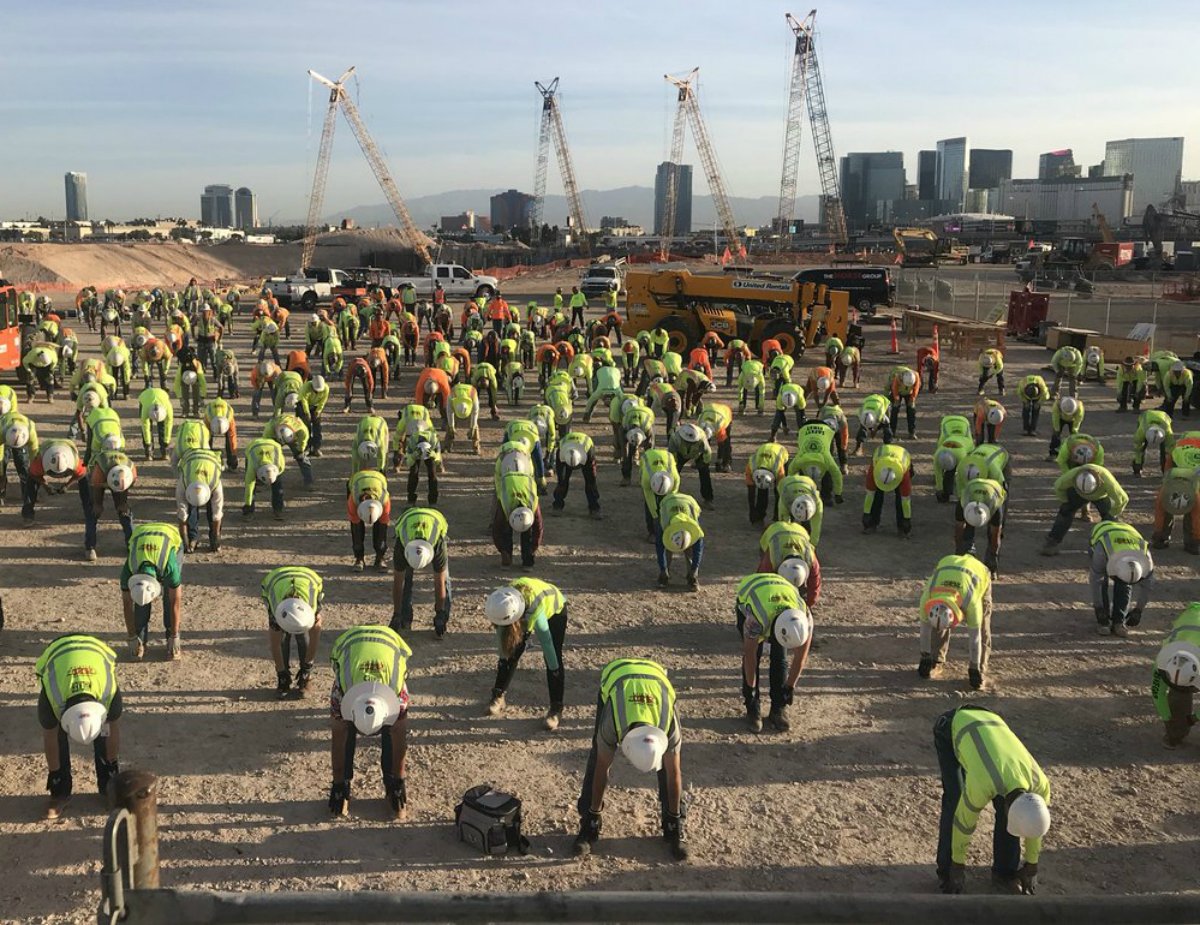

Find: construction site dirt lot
<box><xmin>0</xmin><ymin>306</ymin><xmax>1198</xmax><ymax>925</ymax></box>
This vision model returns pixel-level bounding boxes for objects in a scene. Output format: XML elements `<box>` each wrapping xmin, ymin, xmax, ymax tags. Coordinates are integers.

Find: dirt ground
<box><xmin>1</xmin><ymin>292</ymin><xmax>1198</xmax><ymax>925</ymax></box>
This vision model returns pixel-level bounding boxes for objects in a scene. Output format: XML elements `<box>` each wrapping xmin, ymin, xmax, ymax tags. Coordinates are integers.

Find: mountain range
<box><xmin>328</xmin><ymin>186</ymin><xmax>821</xmax><ymax>232</ymax></box>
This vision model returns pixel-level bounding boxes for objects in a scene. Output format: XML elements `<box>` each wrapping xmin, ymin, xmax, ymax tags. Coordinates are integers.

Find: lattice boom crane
<box><xmin>532</xmin><ymin>78</ymin><xmax>589</xmax><ymax>255</ymax></box>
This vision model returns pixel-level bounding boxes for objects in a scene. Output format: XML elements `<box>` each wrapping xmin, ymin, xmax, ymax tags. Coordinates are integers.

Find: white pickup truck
<box><xmin>391</xmin><ymin>263</ymin><xmax>500</xmax><ymax>301</ymax></box>
<box><xmin>265</xmin><ymin>267</ymin><xmax>351</xmax><ymax>310</ymax></box>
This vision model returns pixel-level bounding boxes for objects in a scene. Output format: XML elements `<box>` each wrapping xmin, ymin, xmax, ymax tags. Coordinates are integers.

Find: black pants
<box><xmin>553</xmin><ymin>460</ymin><xmax>600</xmax><ymax>512</ymax></box>
<box><xmin>1162</xmin><ymin>385</ymin><xmax>1192</xmax><ymax>418</ymax></box>
<box><xmin>747</xmin><ymin>485</ymin><xmax>775</xmax><ymax>524</ymax></box>
<box><xmin>406</xmin><ymin>461</ymin><xmax>439</xmax><ymax>504</ymax></box>
<box><xmin>39</xmin><ymin>690</ymin><xmax>122</xmax><ymax>796</ymax></box>
<box><xmin>1117</xmin><ymin>381</ymin><xmax>1144</xmax><ymax>411</ymax></box>
<box><xmin>1021</xmin><ymin>400</ymin><xmax>1041</xmax><ymax>433</ymax></box>
<box><xmin>350</xmin><ymin>521</ymin><xmax>388</xmax><ymax>559</ymax></box>
<box><xmin>340</xmin><ymin>721</ymin><xmax>398</xmax><ymax>786</ymax></box>
<box><xmin>933</xmin><ymin>706</ymin><xmax>1020</xmax><ymax>880</ymax></box>
<box><xmin>890</xmin><ymin>397</ymin><xmax>916</xmax><ymax>435</ymax></box>
<box><xmin>570</xmin><ymin>307</ymin><xmax>585</xmax><ymax>328</ymax></box>
<box><xmin>770</xmin><ymin>409</ymin><xmax>805</xmax><ymax>438</ymax></box>
<box><xmin>1048</xmin><ymin>489</ymin><xmax>1112</xmax><ymax>544</ymax></box>
<box><xmin>737</xmin><ymin>609</ymin><xmax>787</xmax><ymax>712</ymax></box>
<box><xmin>576</xmin><ymin>692</ymin><xmax>670</xmax><ymax>818</ymax></box>
<box><xmin>864</xmin><ymin>489</ymin><xmax>911</xmax><ymax>534</ymax></box>
<box><xmin>492</xmin><ymin>609</ymin><xmax>567</xmax><ymax>709</ymax></box>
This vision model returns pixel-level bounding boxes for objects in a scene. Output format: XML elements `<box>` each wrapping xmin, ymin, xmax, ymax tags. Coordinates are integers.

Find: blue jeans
<box><xmin>83</xmin><ymin>483</ymin><xmax>133</xmax><ymax>550</ymax></box>
<box><xmin>933</xmin><ymin>706</ymin><xmax>1020</xmax><ymax>880</ymax></box>
<box><xmin>655</xmin><ymin>534</ymin><xmax>704</xmax><ymax>575</ymax></box>
<box><xmin>396</xmin><ymin>567</ymin><xmax>452</xmax><ymax>628</ymax></box>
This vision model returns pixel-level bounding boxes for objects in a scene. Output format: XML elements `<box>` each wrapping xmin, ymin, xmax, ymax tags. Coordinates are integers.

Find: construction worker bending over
<box><xmin>976</xmin><ymin>348</ymin><xmax>1005</xmax><ymax>396</ymax></box>
<box><xmin>640</xmin><ymin>447</ymin><xmax>680</xmax><ymax>542</ymax></box>
<box><xmin>746</xmin><ymin>440</ymin><xmax>789</xmax><ymax>527</ymax></box>
<box><xmin>264</xmin><ymin>412</ymin><xmax>314</xmax><ymax>487</ymax></box>
<box><xmin>820</xmin><ymin>406</ymin><xmax>850</xmax><ymax>472</ymax></box>
<box><xmin>34</xmin><ymin>635</ymin><xmax>122</xmax><ymax>819</ymax></box>
<box><xmin>22</xmin><ymin>341</ymin><xmax>60</xmax><ymax>402</ymax></box>
<box><xmin>770</xmin><ymin>379</ymin><xmax>807</xmax><ymax>442</ymax></box>
<box><xmin>735</xmin><ymin>573</ymin><xmax>814</xmax><ymax>734</ymax></box>
<box><xmin>262</xmin><ymin>565</ymin><xmax>324</xmax><ymax>697</ymax></box>
<box><xmin>889</xmin><ymin>365</ymin><xmax>920</xmax><ymax>437</ymax></box>
<box><xmin>121</xmin><ymin>522</ymin><xmax>184</xmax><ymax>660</ymax></box>
<box><xmin>176</xmin><ymin>447</ymin><xmax>224</xmax><ymax>553</ymax></box>
<box><xmin>933</xmin><ymin>706</ymin><xmax>1050</xmax><ymax>895</ymax></box>
<box><xmin>202</xmin><ymin>394</ymin><xmax>239</xmax><ymax>469</ymax></box>
<box><xmin>724</xmin><ymin>338</ymin><xmax>750</xmax><ymax>388</ymax></box>
<box><xmin>1056</xmin><ymin>433</ymin><xmax>1103</xmax><ymax>473</ymax></box>
<box><xmin>1133</xmin><ymin>410</ymin><xmax>1172</xmax><ymax>476</ymax></box>
<box><xmin>1089</xmin><ymin>521</ymin><xmax>1153</xmax><ymax>637</ymax></box>
<box><xmin>1083</xmin><ymin>345</ymin><xmax>1107</xmax><ymax>381</ymax></box>
<box><xmin>1042</xmin><ymin>464</ymin><xmax>1127</xmax><ymax>555</ymax></box>
<box><xmin>299</xmin><ymin>374</ymin><xmax>330</xmax><ymax>458</ymax></box>
<box><xmin>668</xmin><ymin>423</ymin><xmax>714</xmax><ymax>510</ymax></box>
<box><xmin>973</xmin><ymin>397</ymin><xmax>1006</xmax><ymax>446</ymax></box>
<box><xmin>445</xmin><ymin>382</ymin><xmax>480</xmax><ymax>454</ymax></box>
<box><xmin>494</xmin><ymin>470</ymin><xmax>541</xmax><ymax>568</ymax></box>
<box><xmin>918</xmin><ymin>553</ymin><xmax>993</xmax><ymax>688</ymax></box>
<box><xmin>1049</xmin><ymin>345</ymin><xmax>1083</xmax><ymax>397</ymax></box>
<box><xmin>86</xmin><ymin>450</ymin><xmax>136</xmax><ymax>560</ymax></box>
<box><xmin>137</xmin><ymin>388</ymin><xmax>174</xmax><ymax>460</ymax></box>
<box><xmin>1048</xmin><ymin>395</ymin><xmax>1084</xmax><ymax>460</ymax></box>
<box><xmin>342</xmin><ymin>357</ymin><xmax>375</xmax><ymax>414</ymax></box>
<box><xmin>582</xmin><ymin>364</ymin><xmax>624</xmax><ymax>422</ymax></box>
<box><xmin>852</xmin><ymin>393</ymin><xmax>894</xmax><ymax>456</ymax></box>
<box><xmin>1153</xmin><ymin>604</ymin><xmax>1200</xmax><ymax>748</ymax></box>
<box><xmin>655</xmin><ymin>491</ymin><xmax>704</xmax><ymax>590</ymax></box>
<box><xmin>697</xmin><ymin>401</ymin><xmax>733</xmax><ymax>471</ymax></box>
<box><xmin>484</xmin><ymin>579</ymin><xmax>567</xmax><ymax>730</ymax></box>
<box><xmin>22</xmin><ymin>440</ymin><xmax>87</xmax><ymax>524</ymax></box>
<box><xmin>243</xmin><ymin>437</ymin><xmax>286</xmax><ymax>519</ymax></box>
<box><xmin>863</xmin><ymin>443</ymin><xmax>913</xmax><ymax>536</ymax></box>
<box><xmin>917</xmin><ymin>344</ymin><xmax>938</xmax><ymax>394</ymax></box>
<box><xmin>552</xmin><ymin>432</ymin><xmax>602</xmax><ymax>518</ymax></box>
<box><xmin>347</xmin><ymin>468</ymin><xmax>391</xmax><ymax>571</ymax></box>
<box><xmin>1018</xmin><ymin>374</ymin><xmax>1050</xmax><ymax>435</ymax></box>
<box><xmin>392</xmin><ymin>506</ymin><xmax>451</xmax><ymax>636</ymax></box>
<box><xmin>1151</xmin><ymin>466</ymin><xmax>1200</xmax><ymax>553</ymax></box>
<box><xmin>173</xmin><ymin>351</ymin><xmax>207</xmax><ymax>418</ymax></box>
<box><xmin>823</xmin><ymin>334</ymin><xmax>844</xmax><ymax>369</ymax></box>
<box><xmin>328</xmin><ymin>624</ymin><xmax>413</xmax><ymax>820</ymax></box>
<box><xmin>400</xmin><ymin>423</ymin><xmax>441</xmax><ymax>507</ymax></box>
<box><xmin>675</xmin><ymin>367</ymin><xmax>714</xmax><ymax>420</ymax></box>
<box><xmin>1116</xmin><ymin>357</ymin><xmax>1146</xmax><ymax>413</ymax></box>
<box><xmin>789</xmin><ymin>421</ymin><xmax>844</xmax><ymax>506</ymax></box>
<box><xmin>736</xmin><ymin>356</ymin><xmax>766</xmax><ymax>415</ymax></box>
<box><xmin>620</xmin><ymin>397</ymin><xmax>656</xmax><ymax>485</ymax></box>
<box><xmin>758</xmin><ymin>521</ymin><xmax>821</xmax><ymax>606</ymax></box>
<box><xmin>1160</xmin><ymin>360</ymin><xmax>1194</xmax><ymax>418</ymax></box>
<box><xmin>573</xmin><ymin>657</ymin><xmax>687</xmax><ymax>861</ymax></box>
<box><xmin>777</xmin><ymin>475</ymin><xmax>824</xmax><ymax>545</ymax></box>
<box><xmin>933</xmin><ymin>414</ymin><xmax>974</xmax><ymax>503</ymax></box>
<box><xmin>837</xmin><ymin>345</ymin><xmax>862</xmax><ymax>389</ymax></box>
<box><xmin>768</xmin><ymin>352</ymin><xmax>794</xmax><ymax>397</ymax></box>
<box><xmin>956</xmin><ymin>477</ymin><xmax>1006</xmax><ymax>576</ymax></box>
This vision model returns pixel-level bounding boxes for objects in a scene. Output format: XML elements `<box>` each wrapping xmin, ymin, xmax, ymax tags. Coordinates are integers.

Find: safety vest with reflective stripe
<box><xmin>497</xmin><ymin>472</ymin><xmax>538</xmax><ymax>518</ymax></box>
<box><xmin>1161</xmin><ymin>605</ymin><xmax>1200</xmax><ymax>652</ymax></box>
<box><xmin>395</xmin><ymin>506</ymin><xmax>447</xmax><ymax>547</ymax></box>
<box><xmin>559</xmin><ymin>432</ymin><xmax>594</xmax><ymax>459</ymax></box>
<box><xmin>598</xmin><ymin>658</ymin><xmax>676</xmax><ymax>741</ymax></box>
<box><xmin>950</xmin><ymin>708</ymin><xmax>1051</xmax><ymax>864</ymax></box>
<box><xmin>1089</xmin><ymin>521</ymin><xmax>1147</xmax><ymax>558</ymax></box>
<box><xmin>751</xmin><ymin>442</ymin><xmax>789</xmax><ymax>477</ymax></box>
<box><xmin>860</xmin><ymin>394</ymin><xmax>891</xmax><ymax>425</ymax></box>
<box><xmin>919</xmin><ymin>554</ymin><xmax>990</xmax><ymax>628</ymax></box>
<box><xmin>261</xmin><ymin>566</ymin><xmax>323</xmax><ymax>613</ymax></box>
<box><xmin>348</xmin><ymin>469</ymin><xmax>389</xmax><ymax>504</ymax></box>
<box><xmin>330</xmin><ymin>625</ymin><xmax>412</xmax><ymax>695</ymax></box>
<box><xmin>658</xmin><ymin>491</ymin><xmax>701</xmax><ymax>526</ymax></box>
<box><xmin>179</xmin><ymin>449</ymin><xmax>222</xmax><ymax>489</ymax></box>
<box><xmin>796</xmin><ymin>423</ymin><xmax>835</xmax><ymax>457</ymax></box>
<box><xmin>505</xmin><ymin>420</ymin><xmax>541</xmax><ymax>449</ymax></box>
<box><xmin>759</xmin><ymin>522</ymin><xmax>814</xmax><ymax>571</ymax></box>
<box><xmin>127</xmin><ymin>523</ymin><xmax>182</xmax><ymax>575</ymax></box>
<box><xmin>939</xmin><ymin>415</ymin><xmax>972</xmax><ymax>441</ymax></box>
<box><xmin>512</xmin><ymin>577</ymin><xmax>565</xmax><ymax>633</ymax></box>
<box><xmin>698</xmin><ymin>402</ymin><xmax>733</xmax><ymax>435</ymax></box>
<box><xmin>960</xmin><ymin>478</ymin><xmax>1006</xmax><ymax>513</ymax></box>
<box><xmin>871</xmin><ymin>444</ymin><xmax>911</xmax><ymax>490</ymax></box>
<box><xmin>35</xmin><ymin>634</ymin><xmax>118</xmax><ymax>719</ymax></box>
<box><xmin>735</xmin><ymin>573</ymin><xmax>803</xmax><ymax>643</ymax></box>
<box><xmin>175</xmin><ymin>421</ymin><xmax>211</xmax><ymax>457</ymax></box>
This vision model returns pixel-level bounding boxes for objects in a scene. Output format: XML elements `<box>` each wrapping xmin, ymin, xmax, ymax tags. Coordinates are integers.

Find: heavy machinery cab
<box><xmin>0</xmin><ymin>285</ymin><xmax>24</xmax><ymax>374</ymax></box>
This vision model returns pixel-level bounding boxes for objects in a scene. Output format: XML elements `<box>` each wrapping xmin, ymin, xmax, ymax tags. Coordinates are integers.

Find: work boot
<box><xmin>968</xmin><ymin>667</ymin><xmax>984</xmax><ymax>690</ymax></box>
<box><xmin>276</xmin><ymin>670</ymin><xmax>292</xmax><ymax>697</ymax></box>
<box><xmin>167</xmin><ymin>635</ymin><xmax>181</xmax><ymax>661</ymax></box>
<box><xmin>328</xmin><ymin>781</ymin><xmax>350</xmax><ymax>817</ymax></box>
<box><xmin>128</xmin><ymin>636</ymin><xmax>145</xmax><ymax>661</ymax></box>
<box><xmin>1039</xmin><ymin>540</ymin><xmax>1059</xmax><ymax>556</ymax></box>
<box><xmin>657</xmin><ymin>570</ymin><xmax>670</xmax><ymax>588</ymax></box>
<box><xmin>686</xmin><ymin>571</ymin><xmax>699</xmax><ymax>592</ymax></box>
<box><xmin>486</xmin><ymin>693</ymin><xmax>506</xmax><ymax>717</ymax></box>
<box><xmin>85</xmin><ymin>547</ymin><xmax>97</xmax><ymax>562</ymax></box>
<box><xmin>1111</xmin><ymin>619</ymin><xmax>1129</xmax><ymax>638</ymax></box>
<box><xmin>918</xmin><ymin>656</ymin><xmax>934</xmax><ymax>679</ymax></box>
<box><xmin>746</xmin><ymin>702</ymin><xmax>763</xmax><ymax>733</ymax></box>
<box><xmin>543</xmin><ymin>706</ymin><xmax>562</xmax><ymax>732</ymax></box>
<box><xmin>500</xmin><ymin>551</ymin><xmax>513</xmax><ymax>567</ymax></box>
<box><xmin>767</xmin><ymin>707</ymin><xmax>790</xmax><ymax>732</ymax></box>
<box><xmin>991</xmin><ymin>872</ymin><xmax>1022</xmax><ymax>894</ymax></box>
<box><xmin>373</xmin><ymin>551</ymin><xmax>387</xmax><ymax>572</ymax></box>
<box><xmin>295</xmin><ymin>663</ymin><xmax>313</xmax><ymax>693</ymax></box>
<box><xmin>573</xmin><ymin>811</ymin><xmax>602</xmax><ymax>856</ymax></box>
<box><xmin>662</xmin><ymin>812</ymin><xmax>688</xmax><ymax>861</ymax></box>
<box><xmin>352</xmin><ymin>557</ymin><xmax>365</xmax><ymax>572</ymax></box>
<box><xmin>384</xmin><ymin>775</ymin><xmax>407</xmax><ymax>821</ymax></box>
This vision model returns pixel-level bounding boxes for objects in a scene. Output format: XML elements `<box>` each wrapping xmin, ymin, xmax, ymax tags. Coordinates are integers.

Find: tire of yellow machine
<box><xmin>762</xmin><ymin>320</ymin><xmax>804</xmax><ymax>360</ymax></box>
<box><xmin>657</xmin><ymin>316</ymin><xmax>696</xmax><ymax>355</ymax></box>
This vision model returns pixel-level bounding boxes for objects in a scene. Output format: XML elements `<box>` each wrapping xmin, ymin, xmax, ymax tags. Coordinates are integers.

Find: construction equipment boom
<box><xmin>775</xmin><ymin>12</ymin><xmax>814</xmax><ymax>252</ymax></box>
<box><xmin>532</xmin><ymin>78</ymin><xmax>589</xmax><ymax>255</ymax></box>
<box><xmin>661</xmin><ymin>68</ymin><xmax>742</xmax><ymax>260</ymax></box>
<box><xmin>301</xmin><ymin>67</ymin><xmax>430</xmax><ymax>271</ymax></box>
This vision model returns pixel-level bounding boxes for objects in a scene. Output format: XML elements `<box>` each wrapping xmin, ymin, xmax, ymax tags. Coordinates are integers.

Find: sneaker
<box><xmin>128</xmin><ymin>636</ymin><xmax>145</xmax><ymax>660</ymax></box>
<box><xmin>85</xmin><ymin>548</ymin><xmax>97</xmax><ymax>562</ymax></box>
<box><xmin>500</xmin><ymin>552</ymin><xmax>513</xmax><ymax>566</ymax></box>
<box><xmin>543</xmin><ymin>708</ymin><xmax>562</xmax><ymax>731</ymax></box>
<box><xmin>486</xmin><ymin>694</ymin><xmax>506</xmax><ymax>717</ymax></box>
<box><xmin>686</xmin><ymin>574</ymin><xmax>699</xmax><ymax>592</ymax></box>
<box><xmin>276</xmin><ymin>670</ymin><xmax>292</xmax><ymax>697</ymax></box>
<box><xmin>352</xmin><ymin>558</ymin><xmax>364</xmax><ymax>572</ymax></box>
<box><xmin>167</xmin><ymin>636</ymin><xmax>181</xmax><ymax>660</ymax></box>
<box><xmin>295</xmin><ymin>664</ymin><xmax>313</xmax><ymax>693</ymax></box>
<box><xmin>1111</xmin><ymin>621</ymin><xmax>1129</xmax><ymax>638</ymax></box>
<box><xmin>767</xmin><ymin>708</ymin><xmax>790</xmax><ymax>733</ymax></box>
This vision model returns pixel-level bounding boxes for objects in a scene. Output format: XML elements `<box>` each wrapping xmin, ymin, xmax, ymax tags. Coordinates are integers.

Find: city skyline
<box><xmin>5</xmin><ymin>1</ymin><xmax>1200</xmax><ymax>221</ymax></box>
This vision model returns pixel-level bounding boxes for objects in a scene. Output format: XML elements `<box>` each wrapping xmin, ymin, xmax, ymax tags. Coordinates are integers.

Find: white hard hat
<box><xmin>1086</xmin><ymin>346</ymin><xmax>1101</xmax><ymax>361</ymax></box>
<box><xmin>1070</xmin><ymin>443</ymin><xmax>1095</xmax><ymax>465</ymax></box>
<box><xmin>1107</xmin><ymin>549</ymin><xmax>1151</xmax><ymax>585</ymax></box>
<box><xmin>256</xmin><ymin>462</ymin><xmax>280</xmax><ymax>484</ymax></box>
<box><xmin>134</xmin><ymin>333</ymin><xmax>147</xmax><ymax>348</ymax></box>
<box><xmin>773</xmin><ymin>608</ymin><xmax>812</xmax><ymax>650</ymax></box>
<box><xmin>404</xmin><ymin>539</ymin><xmax>435</xmax><ymax>571</ymax></box>
<box><xmin>509</xmin><ymin>506</ymin><xmax>535</xmax><ymax>533</ymax></box>
<box><xmin>274</xmin><ymin>598</ymin><xmax>316</xmax><ymax>635</ymax></box>
<box><xmin>862</xmin><ymin>410</ymin><xmax>878</xmax><ymax>429</ymax></box>
<box><xmin>986</xmin><ymin>405</ymin><xmax>1005</xmax><ymax>426</ymax></box>
<box><xmin>777</xmin><ymin>557</ymin><xmax>810</xmax><ymax>589</ymax></box>
<box><xmin>935</xmin><ymin>449</ymin><xmax>957</xmax><ymax>471</ymax></box>
<box><xmin>149</xmin><ymin>402</ymin><xmax>167</xmax><ymax>423</ymax></box>
<box><xmin>663</xmin><ymin>522</ymin><xmax>696</xmax><ymax>553</ymax></box>
<box><xmin>963</xmin><ymin>501</ymin><xmax>990</xmax><ymax>528</ymax></box>
<box><xmin>0</xmin><ymin>396</ymin><xmax>10</xmax><ymax>415</ymax></box>
<box><xmin>102</xmin><ymin>433</ymin><xmax>122</xmax><ymax>452</ymax></box>
<box><xmin>358</xmin><ymin>499</ymin><xmax>383</xmax><ymax>526</ymax></box>
<box><xmin>44</xmin><ymin>444</ymin><xmax>78</xmax><ymax>476</ymax></box>
<box><xmin>283</xmin><ymin>392</ymin><xmax>298</xmax><ymax>409</ymax></box>
<box><xmin>262</xmin><ymin>320</ymin><xmax>278</xmax><ymax>333</ymax></box>
<box><xmin>107</xmin><ymin>464</ymin><xmax>134</xmax><ymax>493</ymax></box>
<box><xmin>753</xmin><ymin>468</ymin><xmax>775</xmax><ymax>490</ymax></box>
<box><xmin>1157</xmin><ymin>645</ymin><xmax>1200</xmax><ymax>688</ymax></box>
<box><xmin>186</xmin><ymin>481</ymin><xmax>212</xmax><ymax>508</ymax></box>
<box><xmin>700</xmin><ymin>421</ymin><xmax>716</xmax><ymax>439</ymax></box>
<box><xmin>1059</xmin><ymin>396</ymin><xmax>1079</xmax><ymax>416</ymax></box>
<box><xmin>182</xmin><ymin>370</ymin><xmax>197</xmax><ymax>385</ymax></box>
<box><xmin>981</xmin><ymin>353</ymin><xmax>994</xmax><ymax>368</ymax></box>
<box><xmin>311</xmin><ymin>313</ymin><xmax>320</xmax><ymax>323</ymax></box>
<box><xmin>311</xmin><ymin>374</ymin><xmax>326</xmax><ymax>392</ymax></box>
<box><xmin>621</xmin><ymin>397</ymin><xmax>636</xmax><ymax>415</ymax></box>
<box><xmin>877</xmin><ymin>465</ymin><xmax>898</xmax><ymax>487</ymax></box>
<box><xmin>626</xmin><ymin>426</ymin><xmax>646</xmax><ymax>446</ymax></box>
<box><xmin>5</xmin><ymin>423</ymin><xmax>29</xmax><ymax>448</ymax></box>
<box><xmin>1166</xmin><ymin>485</ymin><xmax>1195</xmax><ymax>515</ymax></box>
<box><xmin>416</xmin><ymin>440</ymin><xmax>432</xmax><ymax>460</ymax></box>
<box><xmin>485</xmin><ymin>586</ymin><xmax>524</xmax><ymax>626</ymax></box>
<box><xmin>1145</xmin><ymin>425</ymin><xmax>1165</xmax><ymax>448</ymax></box>
<box><xmin>61</xmin><ymin>700</ymin><xmax>107</xmax><ymax>746</ymax></box>
<box><xmin>839</xmin><ymin>348</ymin><xmax>855</xmax><ymax>364</ymax></box>
<box><xmin>676</xmin><ymin>423</ymin><xmax>703</xmax><ymax>444</ymax></box>
<box><xmin>1007</xmin><ymin>793</ymin><xmax>1052</xmax><ymax>840</ymax></box>
<box><xmin>562</xmin><ymin>442</ymin><xmax>586</xmax><ymax>469</ymax></box>
<box><xmin>1075</xmin><ymin>469</ymin><xmax>1099</xmax><ymax>495</ymax></box>
<box><xmin>425</xmin><ymin>379</ymin><xmax>438</xmax><ymax>395</ymax></box>
<box><xmin>900</xmin><ymin>369</ymin><xmax>917</xmax><ymax>388</ymax></box>
<box><xmin>1172</xmin><ymin>361</ymin><xmax>1185</xmax><ymax>375</ymax></box>
<box><xmin>928</xmin><ymin>601</ymin><xmax>957</xmax><ymax>631</ymax></box>
<box><xmin>210</xmin><ymin>415</ymin><xmax>230</xmax><ymax>436</ymax></box>
<box><xmin>277</xmin><ymin>424</ymin><xmax>295</xmax><ymax>444</ymax></box>
<box><xmin>781</xmin><ymin>390</ymin><xmax>798</xmax><ymax>409</ymax></box>
<box><xmin>82</xmin><ymin>390</ymin><xmax>101</xmax><ymax>409</ymax></box>
<box><xmin>341</xmin><ymin>681</ymin><xmax>401</xmax><ymax>737</ymax></box>
<box><xmin>357</xmin><ymin>440</ymin><xmax>379</xmax><ymax>461</ymax></box>
<box><xmin>620</xmin><ymin>725</ymin><xmax>669</xmax><ymax>773</ymax></box>
<box><xmin>258</xmin><ymin>360</ymin><xmax>273</xmax><ymax>375</ymax></box>
<box><xmin>964</xmin><ymin>463</ymin><xmax>982</xmax><ymax>481</ymax></box>
<box><xmin>650</xmin><ymin>471</ymin><xmax>674</xmax><ymax>496</ymax></box>
<box><xmin>804</xmin><ymin>463</ymin><xmax>823</xmax><ymax>482</ymax></box>
<box><xmin>128</xmin><ymin>572</ymin><xmax>162</xmax><ymax>606</ymax></box>
<box><xmin>820</xmin><ymin>413</ymin><xmax>839</xmax><ymax>430</ymax></box>
<box><xmin>453</xmin><ymin>399</ymin><xmax>472</xmax><ymax>418</ymax></box>
<box><xmin>816</xmin><ymin>375</ymin><xmax>831</xmax><ymax>392</ymax></box>
<box><xmin>790</xmin><ymin>494</ymin><xmax>816</xmax><ymax>522</ymax></box>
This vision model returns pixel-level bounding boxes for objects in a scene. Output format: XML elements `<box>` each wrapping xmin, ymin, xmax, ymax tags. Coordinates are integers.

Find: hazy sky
<box><xmin>4</xmin><ymin>0</ymin><xmax>1199</xmax><ymax>221</ymax></box>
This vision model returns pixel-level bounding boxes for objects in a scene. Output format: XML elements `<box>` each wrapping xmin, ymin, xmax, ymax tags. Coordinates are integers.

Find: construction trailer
<box><xmin>622</xmin><ymin>268</ymin><xmax>850</xmax><ymax>359</ymax></box>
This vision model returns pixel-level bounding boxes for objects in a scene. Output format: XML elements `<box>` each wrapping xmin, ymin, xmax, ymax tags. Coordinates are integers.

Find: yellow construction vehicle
<box><xmin>893</xmin><ymin>228</ymin><xmax>939</xmax><ymax>266</ymax></box>
<box><xmin>622</xmin><ymin>268</ymin><xmax>849</xmax><ymax>358</ymax></box>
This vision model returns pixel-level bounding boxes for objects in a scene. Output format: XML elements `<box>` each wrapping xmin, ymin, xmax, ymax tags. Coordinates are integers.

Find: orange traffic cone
<box><xmin>931</xmin><ymin>324</ymin><xmax>940</xmax><ymax>360</ymax></box>
<box><xmin>889</xmin><ymin>317</ymin><xmax>899</xmax><ymax>354</ymax></box>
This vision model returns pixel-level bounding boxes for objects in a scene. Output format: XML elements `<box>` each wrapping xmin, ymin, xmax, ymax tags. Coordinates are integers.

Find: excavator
<box><xmin>622</xmin><ymin>268</ymin><xmax>851</xmax><ymax>359</ymax></box>
<box><xmin>892</xmin><ymin>228</ymin><xmax>939</xmax><ymax>267</ymax></box>
<box><xmin>1143</xmin><ymin>204</ymin><xmax>1200</xmax><ymax>265</ymax></box>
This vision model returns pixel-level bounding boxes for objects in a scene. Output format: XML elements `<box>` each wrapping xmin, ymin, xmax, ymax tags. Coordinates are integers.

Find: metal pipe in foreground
<box><xmin>111</xmin><ymin>770</ymin><xmax>160</xmax><ymax>889</ymax></box>
<box><xmin>109</xmin><ymin>889</ymin><xmax>1199</xmax><ymax>925</ymax></box>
